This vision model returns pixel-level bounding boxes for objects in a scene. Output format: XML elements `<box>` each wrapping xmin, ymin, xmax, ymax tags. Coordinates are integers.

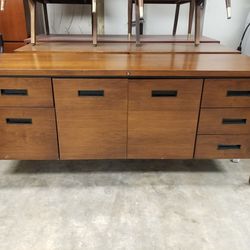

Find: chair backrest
<box><xmin>132</xmin><ymin>0</ymin><xmax>191</xmax><ymax>3</ymax></box>
<box><xmin>0</xmin><ymin>34</ymin><xmax>3</xmax><ymax>53</ymax></box>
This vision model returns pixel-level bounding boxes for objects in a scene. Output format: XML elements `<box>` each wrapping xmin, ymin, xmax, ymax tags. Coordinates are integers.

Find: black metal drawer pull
<box><xmin>78</xmin><ymin>90</ymin><xmax>104</xmax><ymax>97</ymax></box>
<box><xmin>6</xmin><ymin>118</ymin><xmax>32</xmax><ymax>125</ymax></box>
<box><xmin>1</xmin><ymin>89</ymin><xmax>28</xmax><ymax>96</ymax></box>
<box><xmin>217</xmin><ymin>144</ymin><xmax>241</xmax><ymax>150</ymax></box>
<box><xmin>227</xmin><ymin>90</ymin><xmax>250</xmax><ymax>97</ymax></box>
<box><xmin>222</xmin><ymin>118</ymin><xmax>247</xmax><ymax>125</ymax></box>
<box><xmin>152</xmin><ymin>90</ymin><xmax>178</xmax><ymax>97</ymax></box>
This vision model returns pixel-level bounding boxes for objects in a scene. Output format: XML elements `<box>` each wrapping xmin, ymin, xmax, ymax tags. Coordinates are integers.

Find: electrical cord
<box><xmin>237</xmin><ymin>22</ymin><xmax>250</xmax><ymax>52</ymax></box>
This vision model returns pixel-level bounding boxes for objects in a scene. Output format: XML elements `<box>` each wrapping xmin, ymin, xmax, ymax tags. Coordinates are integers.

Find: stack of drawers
<box><xmin>195</xmin><ymin>79</ymin><xmax>250</xmax><ymax>159</ymax></box>
<box><xmin>0</xmin><ymin>78</ymin><xmax>58</xmax><ymax>160</ymax></box>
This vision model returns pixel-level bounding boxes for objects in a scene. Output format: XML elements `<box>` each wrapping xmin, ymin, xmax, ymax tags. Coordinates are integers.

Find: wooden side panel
<box><xmin>202</xmin><ymin>79</ymin><xmax>250</xmax><ymax>108</ymax></box>
<box><xmin>128</xmin><ymin>79</ymin><xmax>203</xmax><ymax>159</ymax></box>
<box><xmin>0</xmin><ymin>77</ymin><xmax>53</xmax><ymax>107</ymax></box>
<box><xmin>195</xmin><ymin>135</ymin><xmax>250</xmax><ymax>159</ymax></box>
<box><xmin>198</xmin><ymin>108</ymin><xmax>250</xmax><ymax>135</ymax></box>
<box><xmin>0</xmin><ymin>108</ymin><xmax>58</xmax><ymax>160</ymax></box>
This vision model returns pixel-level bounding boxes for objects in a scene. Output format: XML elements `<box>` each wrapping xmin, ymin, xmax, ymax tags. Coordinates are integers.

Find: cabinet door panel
<box><xmin>128</xmin><ymin>79</ymin><xmax>202</xmax><ymax>159</ymax></box>
<box><xmin>54</xmin><ymin>79</ymin><xmax>127</xmax><ymax>159</ymax></box>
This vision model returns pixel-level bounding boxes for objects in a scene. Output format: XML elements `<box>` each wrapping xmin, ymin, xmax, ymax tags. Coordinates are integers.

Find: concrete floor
<box><xmin>0</xmin><ymin>159</ymin><xmax>250</xmax><ymax>250</ymax></box>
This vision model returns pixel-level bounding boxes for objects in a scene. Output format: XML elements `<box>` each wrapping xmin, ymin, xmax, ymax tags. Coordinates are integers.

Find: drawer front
<box><xmin>128</xmin><ymin>110</ymin><xmax>198</xmax><ymax>159</ymax></box>
<box><xmin>129</xmin><ymin>79</ymin><xmax>203</xmax><ymax>111</ymax></box>
<box><xmin>202</xmin><ymin>79</ymin><xmax>250</xmax><ymax>108</ymax></box>
<box><xmin>57</xmin><ymin>109</ymin><xmax>127</xmax><ymax>159</ymax></box>
<box><xmin>195</xmin><ymin>135</ymin><xmax>250</xmax><ymax>159</ymax></box>
<box><xmin>0</xmin><ymin>78</ymin><xmax>53</xmax><ymax>107</ymax></box>
<box><xmin>0</xmin><ymin>108</ymin><xmax>58</xmax><ymax>160</ymax></box>
<box><xmin>53</xmin><ymin>78</ymin><xmax>127</xmax><ymax>110</ymax></box>
<box><xmin>198</xmin><ymin>108</ymin><xmax>250</xmax><ymax>135</ymax></box>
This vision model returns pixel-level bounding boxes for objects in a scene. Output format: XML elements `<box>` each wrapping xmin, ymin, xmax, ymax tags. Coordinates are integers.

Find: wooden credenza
<box><xmin>0</xmin><ymin>52</ymin><xmax>250</xmax><ymax>160</ymax></box>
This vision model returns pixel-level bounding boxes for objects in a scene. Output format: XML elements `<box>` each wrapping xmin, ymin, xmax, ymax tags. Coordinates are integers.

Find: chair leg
<box><xmin>128</xmin><ymin>0</ymin><xmax>133</xmax><ymax>37</ymax></box>
<box><xmin>200</xmin><ymin>0</ymin><xmax>207</xmax><ymax>36</ymax></box>
<box><xmin>135</xmin><ymin>0</ymin><xmax>141</xmax><ymax>46</ymax></box>
<box><xmin>194</xmin><ymin>3</ymin><xmax>201</xmax><ymax>46</ymax></box>
<box><xmin>92</xmin><ymin>0</ymin><xmax>97</xmax><ymax>46</ymax></box>
<box><xmin>28</xmin><ymin>0</ymin><xmax>36</xmax><ymax>45</ymax></box>
<box><xmin>188</xmin><ymin>0</ymin><xmax>195</xmax><ymax>35</ymax></box>
<box><xmin>43</xmin><ymin>3</ymin><xmax>50</xmax><ymax>35</ymax></box>
<box><xmin>173</xmin><ymin>4</ymin><xmax>180</xmax><ymax>36</ymax></box>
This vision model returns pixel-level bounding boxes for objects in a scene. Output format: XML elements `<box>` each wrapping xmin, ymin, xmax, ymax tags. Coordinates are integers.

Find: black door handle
<box><xmin>1</xmin><ymin>89</ymin><xmax>28</xmax><ymax>96</ymax></box>
<box><xmin>152</xmin><ymin>90</ymin><xmax>178</xmax><ymax>97</ymax></box>
<box><xmin>6</xmin><ymin>118</ymin><xmax>32</xmax><ymax>125</ymax></box>
<box><xmin>78</xmin><ymin>90</ymin><xmax>104</xmax><ymax>97</ymax></box>
<box><xmin>227</xmin><ymin>90</ymin><xmax>250</xmax><ymax>97</ymax></box>
<box><xmin>222</xmin><ymin>118</ymin><xmax>247</xmax><ymax>125</ymax></box>
<box><xmin>217</xmin><ymin>144</ymin><xmax>241</xmax><ymax>150</ymax></box>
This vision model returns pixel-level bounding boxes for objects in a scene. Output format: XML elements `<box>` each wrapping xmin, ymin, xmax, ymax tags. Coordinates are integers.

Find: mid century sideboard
<box><xmin>0</xmin><ymin>51</ymin><xmax>250</xmax><ymax>161</ymax></box>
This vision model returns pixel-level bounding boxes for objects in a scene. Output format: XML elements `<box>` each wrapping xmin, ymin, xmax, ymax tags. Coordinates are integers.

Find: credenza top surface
<box><xmin>0</xmin><ymin>52</ymin><xmax>250</xmax><ymax>77</ymax></box>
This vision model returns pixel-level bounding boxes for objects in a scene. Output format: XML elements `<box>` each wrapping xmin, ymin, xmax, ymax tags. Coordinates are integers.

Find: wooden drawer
<box><xmin>53</xmin><ymin>78</ymin><xmax>127</xmax><ymax>110</ymax></box>
<box><xmin>0</xmin><ymin>108</ymin><xmax>58</xmax><ymax>160</ymax></box>
<box><xmin>128</xmin><ymin>110</ymin><xmax>199</xmax><ymax>159</ymax></box>
<box><xmin>129</xmin><ymin>79</ymin><xmax>203</xmax><ymax>111</ymax></box>
<box><xmin>202</xmin><ymin>79</ymin><xmax>250</xmax><ymax>108</ymax></box>
<box><xmin>0</xmin><ymin>78</ymin><xmax>53</xmax><ymax>107</ymax></box>
<box><xmin>195</xmin><ymin>135</ymin><xmax>250</xmax><ymax>159</ymax></box>
<box><xmin>56</xmin><ymin>109</ymin><xmax>127</xmax><ymax>159</ymax></box>
<box><xmin>198</xmin><ymin>108</ymin><xmax>250</xmax><ymax>135</ymax></box>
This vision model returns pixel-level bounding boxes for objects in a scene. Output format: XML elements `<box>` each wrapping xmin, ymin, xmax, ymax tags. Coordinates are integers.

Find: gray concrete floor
<box><xmin>0</xmin><ymin>159</ymin><xmax>250</xmax><ymax>250</ymax></box>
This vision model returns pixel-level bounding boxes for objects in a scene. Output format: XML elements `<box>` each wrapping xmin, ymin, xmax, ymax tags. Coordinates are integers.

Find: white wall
<box><xmin>47</xmin><ymin>0</ymin><xmax>250</xmax><ymax>49</ymax></box>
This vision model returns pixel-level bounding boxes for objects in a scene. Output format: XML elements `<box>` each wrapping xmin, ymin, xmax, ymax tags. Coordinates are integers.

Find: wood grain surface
<box><xmin>0</xmin><ymin>53</ymin><xmax>250</xmax><ymax>77</ymax></box>
<box><xmin>54</xmin><ymin>79</ymin><xmax>128</xmax><ymax>159</ymax></box>
<box><xmin>195</xmin><ymin>135</ymin><xmax>250</xmax><ymax>159</ymax></box>
<box><xmin>198</xmin><ymin>108</ymin><xmax>250</xmax><ymax>135</ymax></box>
<box><xmin>0</xmin><ymin>77</ymin><xmax>53</xmax><ymax>107</ymax></box>
<box><xmin>0</xmin><ymin>108</ymin><xmax>58</xmax><ymax>160</ymax></box>
<box><xmin>202</xmin><ymin>79</ymin><xmax>250</xmax><ymax>108</ymax></box>
<box><xmin>128</xmin><ymin>79</ymin><xmax>203</xmax><ymax>159</ymax></box>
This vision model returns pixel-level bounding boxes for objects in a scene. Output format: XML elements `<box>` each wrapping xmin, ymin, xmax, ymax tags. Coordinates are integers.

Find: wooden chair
<box><xmin>128</xmin><ymin>0</ymin><xmax>196</xmax><ymax>38</ymax></box>
<box><xmin>28</xmin><ymin>0</ymin><xmax>98</xmax><ymax>46</ymax></box>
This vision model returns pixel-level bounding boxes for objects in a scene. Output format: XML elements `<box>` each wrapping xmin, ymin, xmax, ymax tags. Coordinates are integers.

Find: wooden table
<box><xmin>0</xmin><ymin>44</ymin><xmax>250</xmax><ymax>162</ymax></box>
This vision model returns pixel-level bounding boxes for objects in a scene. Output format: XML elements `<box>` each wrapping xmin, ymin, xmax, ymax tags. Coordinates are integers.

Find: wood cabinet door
<box><xmin>53</xmin><ymin>78</ymin><xmax>128</xmax><ymax>160</ymax></box>
<box><xmin>128</xmin><ymin>79</ymin><xmax>203</xmax><ymax>159</ymax></box>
